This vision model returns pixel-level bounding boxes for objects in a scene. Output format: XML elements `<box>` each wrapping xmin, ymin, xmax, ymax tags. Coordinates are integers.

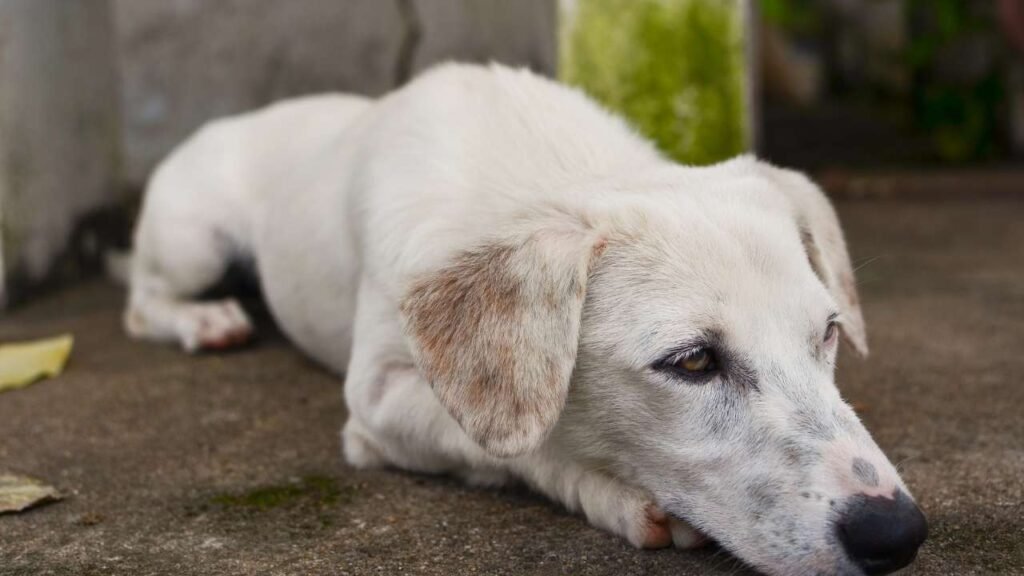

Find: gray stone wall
<box><xmin>114</xmin><ymin>0</ymin><xmax>556</xmax><ymax>186</ymax></box>
<box><xmin>0</xmin><ymin>0</ymin><xmax>122</xmax><ymax>305</ymax></box>
<box><xmin>0</xmin><ymin>0</ymin><xmax>557</xmax><ymax>306</ymax></box>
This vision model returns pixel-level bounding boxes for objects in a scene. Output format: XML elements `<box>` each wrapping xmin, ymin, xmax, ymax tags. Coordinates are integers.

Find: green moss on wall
<box><xmin>560</xmin><ymin>0</ymin><xmax>749</xmax><ymax>165</ymax></box>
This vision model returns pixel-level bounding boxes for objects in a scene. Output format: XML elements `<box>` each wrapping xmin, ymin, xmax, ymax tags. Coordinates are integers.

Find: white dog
<box><xmin>124</xmin><ymin>63</ymin><xmax>926</xmax><ymax>576</ymax></box>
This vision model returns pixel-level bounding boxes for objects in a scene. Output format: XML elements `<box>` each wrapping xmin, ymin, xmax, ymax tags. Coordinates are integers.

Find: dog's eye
<box><xmin>824</xmin><ymin>320</ymin><xmax>839</xmax><ymax>344</ymax></box>
<box><xmin>672</xmin><ymin>348</ymin><xmax>718</xmax><ymax>374</ymax></box>
<box><xmin>653</xmin><ymin>345</ymin><xmax>722</xmax><ymax>382</ymax></box>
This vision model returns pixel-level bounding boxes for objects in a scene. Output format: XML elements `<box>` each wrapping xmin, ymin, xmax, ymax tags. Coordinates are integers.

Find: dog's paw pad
<box><xmin>176</xmin><ymin>300</ymin><xmax>253</xmax><ymax>352</ymax></box>
<box><xmin>640</xmin><ymin>505</ymin><xmax>674</xmax><ymax>549</ymax></box>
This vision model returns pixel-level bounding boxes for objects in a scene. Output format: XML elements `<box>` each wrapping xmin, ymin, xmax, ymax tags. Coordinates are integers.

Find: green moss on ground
<box><xmin>209</xmin><ymin>475</ymin><xmax>351</xmax><ymax>511</ymax></box>
<box><xmin>560</xmin><ymin>0</ymin><xmax>748</xmax><ymax>165</ymax></box>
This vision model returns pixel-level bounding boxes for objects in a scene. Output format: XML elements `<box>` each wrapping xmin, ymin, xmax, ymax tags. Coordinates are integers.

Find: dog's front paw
<box><xmin>341</xmin><ymin>418</ymin><xmax>387</xmax><ymax>469</ymax></box>
<box><xmin>633</xmin><ymin>505</ymin><xmax>709</xmax><ymax>549</ymax></box>
<box><xmin>576</xmin><ymin>481</ymin><xmax>681</xmax><ymax>549</ymax></box>
<box><xmin>638</xmin><ymin>504</ymin><xmax>674</xmax><ymax>548</ymax></box>
<box><xmin>575</xmin><ymin>477</ymin><xmax>709</xmax><ymax>550</ymax></box>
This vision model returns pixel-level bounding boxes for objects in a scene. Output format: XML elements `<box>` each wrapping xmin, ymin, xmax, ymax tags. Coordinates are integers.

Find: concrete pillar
<box><xmin>0</xmin><ymin>0</ymin><xmax>122</xmax><ymax>307</ymax></box>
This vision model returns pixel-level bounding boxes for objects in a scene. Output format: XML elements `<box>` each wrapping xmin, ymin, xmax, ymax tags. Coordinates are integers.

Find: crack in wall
<box><xmin>393</xmin><ymin>0</ymin><xmax>423</xmax><ymax>86</ymax></box>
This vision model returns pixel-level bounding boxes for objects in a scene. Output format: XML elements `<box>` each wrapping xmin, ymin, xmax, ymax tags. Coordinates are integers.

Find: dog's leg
<box><xmin>343</xmin><ymin>355</ymin><xmax>706</xmax><ymax>548</ymax></box>
<box><xmin>125</xmin><ymin>184</ymin><xmax>253</xmax><ymax>352</ymax></box>
<box><xmin>341</xmin><ymin>359</ymin><xmax>499</xmax><ymax>478</ymax></box>
<box><xmin>343</xmin><ymin>356</ymin><xmax>706</xmax><ymax>548</ymax></box>
<box><xmin>343</xmin><ymin>283</ymin><xmax>702</xmax><ymax>547</ymax></box>
<box><xmin>341</xmin><ymin>279</ymin><xmax>512</xmax><ymax>482</ymax></box>
<box><xmin>344</xmin><ymin>366</ymin><xmax>706</xmax><ymax>548</ymax></box>
<box><xmin>513</xmin><ymin>453</ymin><xmax>707</xmax><ymax>549</ymax></box>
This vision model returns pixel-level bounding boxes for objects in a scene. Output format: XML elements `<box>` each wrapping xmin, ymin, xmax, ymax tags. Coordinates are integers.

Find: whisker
<box><xmin>853</xmin><ymin>255</ymin><xmax>883</xmax><ymax>273</ymax></box>
<box><xmin>893</xmin><ymin>454</ymin><xmax>919</xmax><ymax>474</ymax></box>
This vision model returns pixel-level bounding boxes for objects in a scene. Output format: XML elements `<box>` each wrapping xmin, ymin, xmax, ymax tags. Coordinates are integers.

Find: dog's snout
<box><xmin>835</xmin><ymin>490</ymin><xmax>927</xmax><ymax>575</ymax></box>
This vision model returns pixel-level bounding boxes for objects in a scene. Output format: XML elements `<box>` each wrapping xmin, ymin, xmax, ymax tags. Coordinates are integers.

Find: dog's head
<box><xmin>401</xmin><ymin>158</ymin><xmax>926</xmax><ymax>576</ymax></box>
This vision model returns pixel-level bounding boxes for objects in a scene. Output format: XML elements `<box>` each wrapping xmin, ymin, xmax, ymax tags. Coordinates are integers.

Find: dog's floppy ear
<box><xmin>761</xmin><ymin>163</ymin><xmax>868</xmax><ymax>356</ymax></box>
<box><xmin>401</xmin><ymin>222</ymin><xmax>604</xmax><ymax>457</ymax></box>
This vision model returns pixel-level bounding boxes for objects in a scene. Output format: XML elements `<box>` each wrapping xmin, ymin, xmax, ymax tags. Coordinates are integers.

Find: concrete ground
<box><xmin>0</xmin><ymin>198</ymin><xmax>1022</xmax><ymax>575</ymax></box>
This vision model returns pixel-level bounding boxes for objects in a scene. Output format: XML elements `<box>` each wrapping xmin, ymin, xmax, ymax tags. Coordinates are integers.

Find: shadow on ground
<box><xmin>1</xmin><ymin>199</ymin><xmax>1022</xmax><ymax>575</ymax></box>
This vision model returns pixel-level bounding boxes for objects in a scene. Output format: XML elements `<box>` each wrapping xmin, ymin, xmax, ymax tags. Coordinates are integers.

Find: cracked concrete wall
<box><xmin>0</xmin><ymin>0</ymin><xmax>122</xmax><ymax>306</ymax></box>
<box><xmin>115</xmin><ymin>0</ymin><xmax>557</xmax><ymax>186</ymax></box>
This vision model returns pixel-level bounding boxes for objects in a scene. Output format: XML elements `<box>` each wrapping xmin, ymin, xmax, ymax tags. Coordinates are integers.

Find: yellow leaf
<box><xmin>0</xmin><ymin>474</ymin><xmax>61</xmax><ymax>514</ymax></box>
<box><xmin>0</xmin><ymin>335</ymin><xmax>73</xmax><ymax>392</ymax></box>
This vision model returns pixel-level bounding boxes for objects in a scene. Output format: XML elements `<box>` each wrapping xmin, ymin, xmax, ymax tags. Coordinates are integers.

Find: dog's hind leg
<box><xmin>124</xmin><ymin>165</ymin><xmax>254</xmax><ymax>352</ymax></box>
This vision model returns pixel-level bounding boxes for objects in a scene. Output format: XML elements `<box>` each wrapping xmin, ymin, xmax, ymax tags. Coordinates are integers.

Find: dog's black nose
<box><xmin>836</xmin><ymin>490</ymin><xmax>928</xmax><ymax>575</ymax></box>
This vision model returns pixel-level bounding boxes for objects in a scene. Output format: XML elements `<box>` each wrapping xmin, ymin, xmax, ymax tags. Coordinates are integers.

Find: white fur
<box><xmin>125</xmin><ymin>64</ymin><xmax>916</xmax><ymax>576</ymax></box>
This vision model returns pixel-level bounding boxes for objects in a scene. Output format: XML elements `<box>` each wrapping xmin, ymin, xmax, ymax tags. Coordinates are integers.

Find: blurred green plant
<box><xmin>759</xmin><ymin>0</ymin><xmax>821</xmax><ymax>36</ymax></box>
<box><xmin>560</xmin><ymin>0</ymin><xmax>748</xmax><ymax>165</ymax></box>
<box><xmin>908</xmin><ymin>0</ymin><xmax>1006</xmax><ymax>161</ymax></box>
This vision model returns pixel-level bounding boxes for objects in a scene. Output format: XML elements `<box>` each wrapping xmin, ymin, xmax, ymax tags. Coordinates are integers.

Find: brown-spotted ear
<box><xmin>400</xmin><ymin>225</ymin><xmax>604</xmax><ymax>457</ymax></box>
<box><xmin>760</xmin><ymin>163</ymin><xmax>868</xmax><ymax>356</ymax></box>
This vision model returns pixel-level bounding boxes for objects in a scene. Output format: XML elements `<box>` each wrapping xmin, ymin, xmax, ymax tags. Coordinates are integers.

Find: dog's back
<box><xmin>124</xmin><ymin>63</ymin><xmax>662</xmax><ymax>367</ymax></box>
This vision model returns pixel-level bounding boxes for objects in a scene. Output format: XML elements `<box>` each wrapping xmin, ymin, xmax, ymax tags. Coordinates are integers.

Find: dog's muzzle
<box><xmin>834</xmin><ymin>489</ymin><xmax>928</xmax><ymax>575</ymax></box>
